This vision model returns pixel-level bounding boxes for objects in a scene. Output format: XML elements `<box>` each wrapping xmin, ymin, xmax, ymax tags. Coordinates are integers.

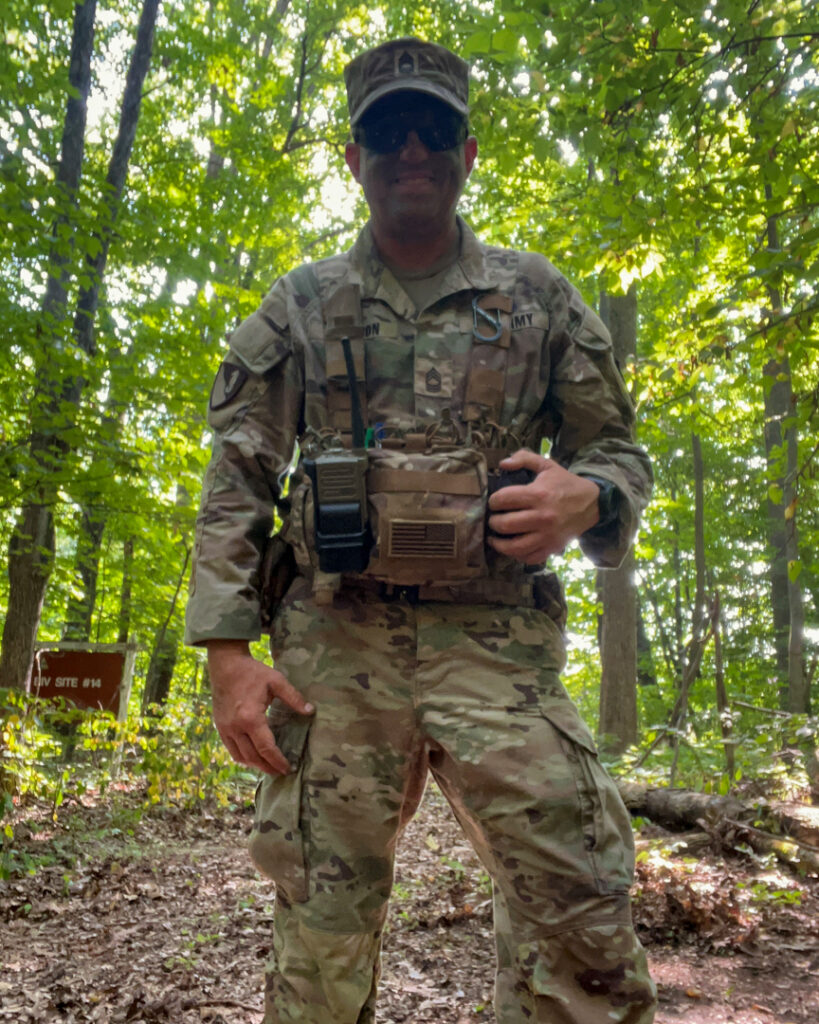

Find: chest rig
<box><xmin>284</xmin><ymin>254</ymin><xmax>541</xmax><ymax>603</ymax></box>
<box><xmin>310</xmin><ymin>251</ymin><xmax>526</xmax><ymax>457</ymax></box>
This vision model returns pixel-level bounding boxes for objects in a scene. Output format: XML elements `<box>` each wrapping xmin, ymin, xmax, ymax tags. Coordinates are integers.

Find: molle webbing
<box><xmin>310</xmin><ymin>253</ymin><xmax>521</xmax><ymax>436</ymax></box>
<box><xmin>303</xmin><ymin>259</ymin><xmax>369</xmax><ymax>433</ymax></box>
<box><xmin>337</xmin><ymin>437</ymin><xmax>513</xmax><ymax>469</ymax></box>
<box><xmin>367</xmin><ymin>468</ymin><xmax>483</xmax><ymax>496</ymax></box>
<box><xmin>325</xmin><ymin>330</ymin><xmax>368</xmax><ymax>435</ymax></box>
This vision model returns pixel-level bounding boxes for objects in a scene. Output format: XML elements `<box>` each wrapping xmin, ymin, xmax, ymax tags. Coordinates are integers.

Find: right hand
<box><xmin>206</xmin><ymin>639</ymin><xmax>314</xmax><ymax>776</ymax></box>
<box><xmin>487</xmin><ymin>449</ymin><xmax>601</xmax><ymax>563</ymax></box>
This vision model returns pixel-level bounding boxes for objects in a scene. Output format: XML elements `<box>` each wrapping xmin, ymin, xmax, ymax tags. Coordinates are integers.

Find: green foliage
<box><xmin>1</xmin><ymin>0</ymin><xmax>817</xmax><ymax>812</ymax></box>
<box><xmin>744</xmin><ymin>880</ymin><xmax>803</xmax><ymax>907</ymax></box>
<box><xmin>138</xmin><ymin>697</ymin><xmax>252</xmax><ymax>808</ymax></box>
<box><xmin>0</xmin><ymin>686</ymin><xmax>253</xmax><ymax>878</ymax></box>
<box><xmin>608</xmin><ymin>703</ymin><xmax>818</xmax><ymax>799</ymax></box>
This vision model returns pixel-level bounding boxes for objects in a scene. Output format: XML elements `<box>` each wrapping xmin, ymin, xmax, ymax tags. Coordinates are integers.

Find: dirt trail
<box><xmin>1</xmin><ymin>784</ymin><xmax>817</xmax><ymax>1023</ymax></box>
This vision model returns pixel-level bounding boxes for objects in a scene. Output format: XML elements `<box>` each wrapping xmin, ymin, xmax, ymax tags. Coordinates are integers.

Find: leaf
<box><xmin>780</xmin><ymin>117</ymin><xmax>797</xmax><ymax>139</ymax></box>
<box><xmin>462</xmin><ymin>31</ymin><xmax>492</xmax><ymax>57</ymax></box>
<box><xmin>787</xmin><ymin>559</ymin><xmax>801</xmax><ymax>582</ymax></box>
<box><xmin>492</xmin><ymin>28</ymin><xmax>519</xmax><ymax>56</ymax></box>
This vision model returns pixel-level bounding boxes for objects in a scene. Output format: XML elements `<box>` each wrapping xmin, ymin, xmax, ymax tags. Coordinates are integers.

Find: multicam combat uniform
<box><xmin>185</xmin><ymin>218</ymin><xmax>657</xmax><ymax>1024</ymax></box>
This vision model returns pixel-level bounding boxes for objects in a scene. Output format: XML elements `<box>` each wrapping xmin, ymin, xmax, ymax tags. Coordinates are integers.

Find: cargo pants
<box><xmin>249</xmin><ymin>577</ymin><xmax>657</xmax><ymax>1023</ymax></box>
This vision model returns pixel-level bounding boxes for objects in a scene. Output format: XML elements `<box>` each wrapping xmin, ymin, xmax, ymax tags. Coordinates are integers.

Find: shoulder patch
<box><xmin>209</xmin><ymin>361</ymin><xmax>249</xmax><ymax>410</ymax></box>
<box><xmin>227</xmin><ymin>305</ymin><xmax>292</xmax><ymax>373</ymax></box>
<box><xmin>574</xmin><ymin>307</ymin><xmax>612</xmax><ymax>352</ymax></box>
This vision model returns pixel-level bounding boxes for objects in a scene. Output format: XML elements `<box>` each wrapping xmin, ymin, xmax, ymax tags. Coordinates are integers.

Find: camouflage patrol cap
<box><xmin>344</xmin><ymin>38</ymin><xmax>469</xmax><ymax>126</ymax></box>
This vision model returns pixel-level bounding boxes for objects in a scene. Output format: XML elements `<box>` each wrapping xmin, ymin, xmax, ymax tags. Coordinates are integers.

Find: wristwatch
<box><xmin>583</xmin><ymin>476</ymin><xmax>621</xmax><ymax>534</ymax></box>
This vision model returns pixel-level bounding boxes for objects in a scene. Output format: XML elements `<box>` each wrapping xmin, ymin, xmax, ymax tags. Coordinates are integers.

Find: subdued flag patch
<box><xmin>209</xmin><ymin>361</ymin><xmax>249</xmax><ymax>410</ymax></box>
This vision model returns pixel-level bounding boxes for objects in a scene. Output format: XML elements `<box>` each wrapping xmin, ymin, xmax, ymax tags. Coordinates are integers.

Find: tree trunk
<box><xmin>71</xmin><ymin>0</ymin><xmax>160</xmax><ymax>366</ymax></box>
<box><xmin>0</xmin><ymin>0</ymin><xmax>160</xmax><ymax>690</ymax></box>
<box><xmin>636</xmin><ymin>597</ymin><xmax>657</xmax><ymax>688</ymax></box>
<box><xmin>784</xmin><ymin>458</ymin><xmax>807</xmax><ymax>712</ymax></box>
<box><xmin>596</xmin><ymin>287</ymin><xmax>639</xmax><ymax>753</ymax></box>
<box><xmin>63</xmin><ymin>501</ymin><xmax>106</xmax><ymax>641</ymax></box>
<box><xmin>62</xmin><ymin>341</ymin><xmax>138</xmax><ymax>644</ymax></box>
<box><xmin>762</xmin><ymin>189</ymin><xmax>806</xmax><ymax>712</ymax></box>
<box><xmin>669</xmin><ymin>434</ymin><xmax>708</xmax><ymax>737</ymax></box>
<box><xmin>597</xmin><ymin>558</ymin><xmax>638</xmax><ymax>751</ymax></box>
<box><xmin>141</xmin><ymin>544</ymin><xmax>190</xmax><ymax>714</ymax></box>
<box><xmin>142</xmin><ymin>629</ymin><xmax>179</xmax><ymax>711</ymax></box>
<box><xmin>764</xmin><ymin>360</ymin><xmax>792</xmax><ymax>685</ymax></box>
<box><xmin>711</xmin><ymin>591</ymin><xmax>734</xmax><ymax>778</ymax></box>
<box><xmin>117</xmin><ymin>537</ymin><xmax>134</xmax><ymax>645</ymax></box>
<box><xmin>40</xmin><ymin>0</ymin><xmax>98</xmax><ymax>331</ymax></box>
<box><xmin>671</xmin><ymin>498</ymin><xmax>685</xmax><ymax>689</ymax></box>
<box><xmin>0</xmin><ymin>505</ymin><xmax>56</xmax><ymax>690</ymax></box>
<box><xmin>691</xmin><ymin>432</ymin><xmax>707</xmax><ymax>634</ymax></box>
<box><xmin>0</xmin><ymin>0</ymin><xmax>97</xmax><ymax>691</ymax></box>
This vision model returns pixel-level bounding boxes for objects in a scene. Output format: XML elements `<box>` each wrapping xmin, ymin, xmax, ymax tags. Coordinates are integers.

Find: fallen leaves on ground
<box><xmin>1</xmin><ymin>784</ymin><xmax>817</xmax><ymax>1023</ymax></box>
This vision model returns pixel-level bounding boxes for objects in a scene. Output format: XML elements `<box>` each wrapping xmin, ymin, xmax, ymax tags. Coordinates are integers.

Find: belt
<box><xmin>338</xmin><ymin>575</ymin><xmax>536</xmax><ymax>607</ymax></box>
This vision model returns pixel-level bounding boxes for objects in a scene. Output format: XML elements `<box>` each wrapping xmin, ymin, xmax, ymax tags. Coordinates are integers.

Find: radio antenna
<box><xmin>341</xmin><ymin>336</ymin><xmax>366</xmax><ymax>451</ymax></box>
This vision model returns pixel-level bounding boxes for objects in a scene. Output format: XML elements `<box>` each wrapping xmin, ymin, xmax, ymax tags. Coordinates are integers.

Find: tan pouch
<box><xmin>363</xmin><ymin>446</ymin><xmax>489</xmax><ymax>585</ymax></box>
<box><xmin>283</xmin><ymin>479</ymin><xmax>319</xmax><ymax>577</ymax></box>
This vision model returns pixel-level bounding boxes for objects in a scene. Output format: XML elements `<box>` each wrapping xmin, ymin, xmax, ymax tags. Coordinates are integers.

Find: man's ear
<box><xmin>345</xmin><ymin>142</ymin><xmax>362</xmax><ymax>182</ymax></box>
<box><xmin>464</xmin><ymin>136</ymin><xmax>478</xmax><ymax>177</ymax></box>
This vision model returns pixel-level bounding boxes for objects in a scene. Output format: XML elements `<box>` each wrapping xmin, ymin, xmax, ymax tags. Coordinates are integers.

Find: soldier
<box><xmin>186</xmin><ymin>36</ymin><xmax>657</xmax><ymax>1024</ymax></box>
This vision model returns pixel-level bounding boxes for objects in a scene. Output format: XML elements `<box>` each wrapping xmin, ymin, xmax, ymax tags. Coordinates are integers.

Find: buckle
<box><xmin>472</xmin><ymin>296</ymin><xmax>503</xmax><ymax>342</ymax></box>
<box><xmin>378</xmin><ymin>583</ymin><xmax>421</xmax><ymax>605</ymax></box>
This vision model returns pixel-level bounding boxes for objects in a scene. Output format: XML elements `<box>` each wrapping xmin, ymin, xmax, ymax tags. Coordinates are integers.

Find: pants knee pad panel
<box><xmin>495</xmin><ymin>923</ymin><xmax>657</xmax><ymax>1024</ymax></box>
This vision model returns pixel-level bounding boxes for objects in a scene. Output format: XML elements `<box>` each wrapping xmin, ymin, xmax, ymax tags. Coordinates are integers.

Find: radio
<box><xmin>486</xmin><ymin>467</ymin><xmax>536</xmax><ymax>538</ymax></box>
<box><xmin>303</xmin><ymin>337</ymin><xmax>370</xmax><ymax>573</ymax></box>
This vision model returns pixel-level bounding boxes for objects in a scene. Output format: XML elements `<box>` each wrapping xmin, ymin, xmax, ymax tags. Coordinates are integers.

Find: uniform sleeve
<box><xmin>184</xmin><ymin>279</ymin><xmax>303</xmax><ymax>645</ymax></box>
<box><xmin>544</xmin><ymin>280</ymin><xmax>653</xmax><ymax>569</ymax></box>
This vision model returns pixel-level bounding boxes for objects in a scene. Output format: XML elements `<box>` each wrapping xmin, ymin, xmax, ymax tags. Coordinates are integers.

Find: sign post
<box><xmin>31</xmin><ymin>642</ymin><xmax>139</xmax><ymax>722</ymax></box>
<box><xmin>29</xmin><ymin>643</ymin><xmax>141</xmax><ymax>769</ymax></box>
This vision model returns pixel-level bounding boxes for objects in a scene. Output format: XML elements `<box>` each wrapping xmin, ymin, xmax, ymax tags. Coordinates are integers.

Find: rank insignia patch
<box><xmin>425</xmin><ymin>367</ymin><xmax>442</xmax><ymax>393</ymax></box>
<box><xmin>397</xmin><ymin>50</ymin><xmax>416</xmax><ymax>75</ymax></box>
<box><xmin>209</xmin><ymin>361</ymin><xmax>248</xmax><ymax>410</ymax></box>
<box><xmin>415</xmin><ymin>356</ymin><xmax>453</xmax><ymax>399</ymax></box>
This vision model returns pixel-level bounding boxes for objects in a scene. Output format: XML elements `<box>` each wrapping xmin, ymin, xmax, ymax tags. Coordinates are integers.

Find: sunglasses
<box><xmin>354</xmin><ymin>106</ymin><xmax>468</xmax><ymax>155</ymax></box>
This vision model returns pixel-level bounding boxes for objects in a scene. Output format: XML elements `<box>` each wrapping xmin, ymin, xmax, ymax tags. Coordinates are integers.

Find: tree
<box><xmin>1</xmin><ymin>1</ymin><xmax>815</xmax><ymax>782</ymax></box>
<box><xmin>0</xmin><ymin>0</ymin><xmax>98</xmax><ymax>690</ymax></box>
<box><xmin>597</xmin><ymin>287</ymin><xmax>640</xmax><ymax>753</ymax></box>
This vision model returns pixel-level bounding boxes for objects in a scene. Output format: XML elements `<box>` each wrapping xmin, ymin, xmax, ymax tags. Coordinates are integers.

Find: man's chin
<box><xmin>387</xmin><ymin>203</ymin><xmax>450</xmax><ymax>237</ymax></box>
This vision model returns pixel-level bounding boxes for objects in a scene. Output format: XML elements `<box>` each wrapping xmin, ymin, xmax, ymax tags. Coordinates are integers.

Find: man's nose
<box><xmin>399</xmin><ymin>129</ymin><xmax>430</xmax><ymax>160</ymax></box>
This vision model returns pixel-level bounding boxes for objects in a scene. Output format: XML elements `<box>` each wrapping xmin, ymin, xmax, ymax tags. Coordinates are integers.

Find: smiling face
<box><xmin>345</xmin><ymin>93</ymin><xmax>477</xmax><ymax>249</ymax></box>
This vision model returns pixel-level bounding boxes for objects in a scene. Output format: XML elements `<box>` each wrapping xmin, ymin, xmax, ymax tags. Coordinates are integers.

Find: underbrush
<box><xmin>603</xmin><ymin>705</ymin><xmax>818</xmax><ymax>804</ymax></box>
<box><xmin>1</xmin><ymin>688</ymin><xmax>255</xmax><ymax>879</ymax></box>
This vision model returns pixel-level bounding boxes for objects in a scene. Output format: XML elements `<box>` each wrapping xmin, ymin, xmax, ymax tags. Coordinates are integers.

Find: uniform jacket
<box><xmin>184</xmin><ymin>218</ymin><xmax>652</xmax><ymax>645</ymax></box>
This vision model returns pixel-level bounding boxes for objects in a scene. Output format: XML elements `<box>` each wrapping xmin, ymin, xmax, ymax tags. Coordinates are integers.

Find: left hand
<box><xmin>487</xmin><ymin>449</ymin><xmax>601</xmax><ymax>564</ymax></box>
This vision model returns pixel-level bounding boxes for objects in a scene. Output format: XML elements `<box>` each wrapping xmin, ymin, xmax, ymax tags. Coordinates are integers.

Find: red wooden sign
<box><xmin>30</xmin><ymin>650</ymin><xmax>126</xmax><ymax>714</ymax></box>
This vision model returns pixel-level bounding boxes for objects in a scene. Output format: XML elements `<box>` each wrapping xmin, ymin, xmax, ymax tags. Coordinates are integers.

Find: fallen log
<box><xmin>618</xmin><ymin>783</ymin><xmax>746</xmax><ymax>829</ymax></box>
<box><xmin>617</xmin><ymin>782</ymin><xmax>819</xmax><ymax>874</ymax></box>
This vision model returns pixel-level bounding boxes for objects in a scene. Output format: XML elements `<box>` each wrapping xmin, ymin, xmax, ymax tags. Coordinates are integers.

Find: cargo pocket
<box><xmin>248</xmin><ymin>698</ymin><xmax>313</xmax><ymax>902</ymax></box>
<box><xmin>539</xmin><ymin>701</ymin><xmax>634</xmax><ymax>896</ymax></box>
